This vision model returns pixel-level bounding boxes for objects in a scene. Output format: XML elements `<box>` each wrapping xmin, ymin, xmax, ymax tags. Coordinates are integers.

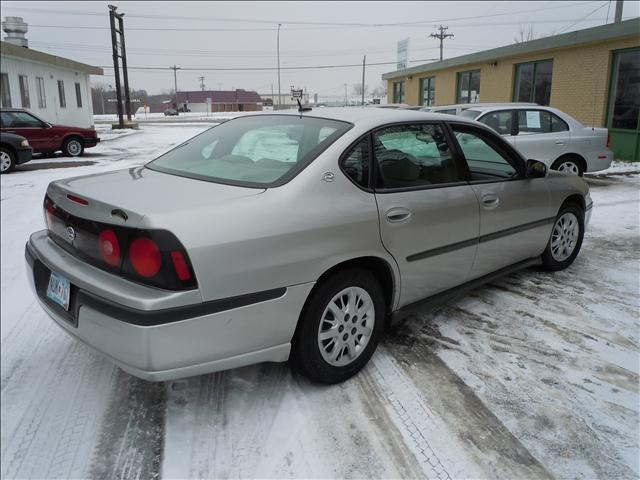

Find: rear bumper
<box><xmin>25</xmin><ymin>232</ymin><xmax>314</xmax><ymax>381</ymax></box>
<box><xmin>585</xmin><ymin>150</ymin><xmax>613</xmax><ymax>172</ymax></box>
<box><xmin>84</xmin><ymin>137</ymin><xmax>100</xmax><ymax>148</ymax></box>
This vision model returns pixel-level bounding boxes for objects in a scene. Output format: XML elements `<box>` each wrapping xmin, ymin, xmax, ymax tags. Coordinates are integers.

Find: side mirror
<box><xmin>526</xmin><ymin>159</ymin><xmax>547</xmax><ymax>178</ymax></box>
<box><xmin>41</xmin><ymin>122</ymin><xmax>51</xmax><ymax>129</ymax></box>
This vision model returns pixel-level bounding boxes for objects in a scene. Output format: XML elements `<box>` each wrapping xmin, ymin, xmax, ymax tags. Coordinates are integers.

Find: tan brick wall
<box><xmin>387</xmin><ymin>36</ymin><xmax>639</xmax><ymax>127</ymax></box>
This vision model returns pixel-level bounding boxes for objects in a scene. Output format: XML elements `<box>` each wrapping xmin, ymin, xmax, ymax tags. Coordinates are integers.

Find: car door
<box><xmin>372</xmin><ymin>122</ymin><xmax>480</xmax><ymax>307</ymax></box>
<box><xmin>476</xmin><ymin>109</ymin><xmax>517</xmax><ymax>147</ymax></box>
<box><xmin>512</xmin><ymin>109</ymin><xmax>571</xmax><ymax>165</ymax></box>
<box><xmin>449</xmin><ymin>123</ymin><xmax>551</xmax><ymax>277</ymax></box>
<box><xmin>0</xmin><ymin>111</ymin><xmax>52</xmax><ymax>151</ymax></box>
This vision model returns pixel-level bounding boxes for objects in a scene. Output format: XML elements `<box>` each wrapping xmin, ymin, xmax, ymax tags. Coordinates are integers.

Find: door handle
<box><xmin>481</xmin><ymin>195</ymin><xmax>500</xmax><ymax>209</ymax></box>
<box><xmin>385</xmin><ymin>207</ymin><xmax>412</xmax><ymax>223</ymax></box>
<box><xmin>555</xmin><ymin>140</ymin><xmax>565</xmax><ymax>146</ymax></box>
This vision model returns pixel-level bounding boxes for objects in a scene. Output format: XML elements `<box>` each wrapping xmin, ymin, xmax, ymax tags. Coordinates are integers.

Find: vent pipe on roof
<box><xmin>2</xmin><ymin>16</ymin><xmax>28</xmax><ymax>48</ymax></box>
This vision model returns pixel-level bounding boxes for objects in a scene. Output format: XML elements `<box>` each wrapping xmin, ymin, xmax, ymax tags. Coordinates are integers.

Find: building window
<box><xmin>393</xmin><ymin>81</ymin><xmax>405</xmax><ymax>104</ymax></box>
<box><xmin>36</xmin><ymin>77</ymin><xmax>46</xmax><ymax>109</ymax></box>
<box><xmin>608</xmin><ymin>48</ymin><xmax>639</xmax><ymax>131</ymax></box>
<box><xmin>457</xmin><ymin>70</ymin><xmax>480</xmax><ymax>103</ymax></box>
<box><xmin>420</xmin><ymin>77</ymin><xmax>436</xmax><ymax>106</ymax></box>
<box><xmin>513</xmin><ymin>60</ymin><xmax>553</xmax><ymax>106</ymax></box>
<box><xmin>0</xmin><ymin>73</ymin><xmax>10</xmax><ymax>107</ymax></box>
<box><xmin>57</xmin><ymin>80</ymin><xmax>66</xmax><ymax>108</ymax></box>
<box><xmin>18</xmin><ymin>75</ymin><xmax>30</xmax><ymax>108</ymax></box>
<box><xmin>75</xmin><ymin>82</ymin><xmax>82</xmax><ymax>108</ymax></box>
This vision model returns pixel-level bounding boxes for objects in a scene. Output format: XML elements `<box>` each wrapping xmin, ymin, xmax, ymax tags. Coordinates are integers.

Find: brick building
<box><xmin>382</xmin><ymin>19</ymin><xmax>639</xmax><ymax>160</ymax></box>
<box><xmin>175</xmin><ymin>89</ymin><xmax>262</xmax><ymax>113</ymax></box>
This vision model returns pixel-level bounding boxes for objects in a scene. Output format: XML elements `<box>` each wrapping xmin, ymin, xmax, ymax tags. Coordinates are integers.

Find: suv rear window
<box><xmin>147</xmin><ymin>115</ymin><xmax>352</xmax><ymax>187</ymax></box>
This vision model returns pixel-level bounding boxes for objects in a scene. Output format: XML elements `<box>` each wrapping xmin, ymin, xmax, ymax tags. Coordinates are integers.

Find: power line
<box><xmin>2</xmin><ymin>1</ymin><xmax>600</xmax><ymax>29</ymax></box>
<box><xmin>559</xmin><ymin>1</ymin><xmax>609</xmax><ymax>32</ymax></box>
<box><xmin>429</xmin><ymin>25</ymin><xmax>454</xmax><ymax>61</ymax></box>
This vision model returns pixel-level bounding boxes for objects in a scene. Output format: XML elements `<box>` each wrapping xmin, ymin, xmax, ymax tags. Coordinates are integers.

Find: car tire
<box><xmin>290</xmin><ymin>268</ymin><xmax>385</xmax><ymax>384</ymax></box>
<box><xmin>0</xmin><ymin>147</ymin><xmax>16</xmax><ymax>174</ymax></box>
<box><xmin>62</xmin><ymin>137</ymin><xmax>84</xmax><ymax>157</ymax></box>
<box><xmin>551</xmin><ymin>156</ymin><xmax>584</xmax><ymax>176</ymax></box>
<box><xmin>541</xmin><ymin>203</ymin><xmax>585</xmax><ymax>271</ymax></box>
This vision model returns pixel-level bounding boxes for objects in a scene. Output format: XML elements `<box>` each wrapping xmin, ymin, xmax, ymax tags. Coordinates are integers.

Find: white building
<box><xmin>1</xmin><ymin>17</ymin><xmax>102</xmax><ymax>128</ymax></box>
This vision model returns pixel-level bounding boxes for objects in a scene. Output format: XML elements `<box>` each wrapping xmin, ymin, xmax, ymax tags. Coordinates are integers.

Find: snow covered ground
<box><xmin>1</xmin><ymin>123</ymin><xmax>638</xmax><ymax>479</ymax></box>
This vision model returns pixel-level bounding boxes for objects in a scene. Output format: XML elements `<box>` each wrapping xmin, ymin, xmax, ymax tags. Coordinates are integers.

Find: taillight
<box><xmin>606</xmin><ymin>131</ymin><xmax>611</xmax><ymax>148</ymax></box>
<box><xmin>129</xmin><ymin>237</ymin><xmax>162</xmax><ymax>278</ymax></box>
<box><xmin>98</xmin><ymin>229</ymin><xmax>121</xmax><ymax>266</ymax></box>
<box><xmin>171</xmin><ymin>251</ymin><xmax>191</xmax><ymax>281</ymax></box>
<box><xmin>67</xmin><ymin>194</ymin><xmax>89</xmax><ymax>206</ymax></box>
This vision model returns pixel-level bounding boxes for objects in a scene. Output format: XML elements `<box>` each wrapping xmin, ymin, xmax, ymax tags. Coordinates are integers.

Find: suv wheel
<box><xmin>290</xmin><ymin>268</ymin><xmax>385</xmax><ymax>384</ymax></box>
<box><xmin>63</xmin><ymin>137</ymin><xmax>84</xmax><ymax>157</ymax></box>
<box><xmin>541</xmin><ymin>204</ymin><xmax>584</xmax><ymax>271</ymax></box>
<box><xmin>0</xmin><ymin>148</ymin><xmax>15</xmax><ymax>173</ymax></box>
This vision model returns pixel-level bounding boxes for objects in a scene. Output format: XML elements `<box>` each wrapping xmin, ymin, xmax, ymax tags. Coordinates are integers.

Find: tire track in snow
<box><xmin>89</xmin><ymin>371</ymin><xmax>166</xmax><ymax>480</ymax></box>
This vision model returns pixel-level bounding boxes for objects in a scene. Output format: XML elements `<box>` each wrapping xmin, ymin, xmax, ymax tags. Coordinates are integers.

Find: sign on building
<box><xmin>397</xmin><ymin>38</ymin><xmax>409</xmax><ymax>71</ymax></box>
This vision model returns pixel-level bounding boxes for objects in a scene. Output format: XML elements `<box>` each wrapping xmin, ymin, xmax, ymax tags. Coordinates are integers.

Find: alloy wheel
<box><xmin>550</xmin><ymin>212</ymin><xmax>579</xmax><ymax>262</ymax></box>
<box><xmin>67</xmin><ymin>140</ymin><xmax>82</xmax><ymax>156</ymax></box>
<box><xmin>0</xmin><ymin>151</ymin><xmax>11</xmax><ymax>172</ymax></box>
<box><xmin>317</xmin><ymin>286</ymin><xmax>375</xmax><ymax>367</ymax></box>
<box><xmin>557</xmin><ymin>161</ymin><xmax>579</xmax><ymax>175</ymax></box>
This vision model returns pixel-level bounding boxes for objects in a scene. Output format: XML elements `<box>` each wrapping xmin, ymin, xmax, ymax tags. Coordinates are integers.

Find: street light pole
<box><xmin>344</xmin><ymin>83</ymin><xmax>348</xmax><ymax>106</ymax></box>
<box><xmin>277</xmin><ymin>23</ymin><xmax>282</xmax><ymax>110</ymax></box>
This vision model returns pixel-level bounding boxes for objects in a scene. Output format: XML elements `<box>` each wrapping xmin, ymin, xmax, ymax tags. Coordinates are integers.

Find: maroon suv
<box><xmin>0</xmin><ymin>108</ymin><xmax>99</xmax><ymax>157</ymax></box>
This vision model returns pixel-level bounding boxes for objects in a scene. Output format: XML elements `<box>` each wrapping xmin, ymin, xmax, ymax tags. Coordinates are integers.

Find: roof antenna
<box><xmin>297</xmin><ymin>97</ymin><xmax>312</xmax><ymax>113</ymax></box>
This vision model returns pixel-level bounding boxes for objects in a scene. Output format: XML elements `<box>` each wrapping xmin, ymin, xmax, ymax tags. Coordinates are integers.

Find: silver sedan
<box><xmin>25</xmin><ymin>108</ymin><xmax>592</xmax><ymax>383</ymax></box>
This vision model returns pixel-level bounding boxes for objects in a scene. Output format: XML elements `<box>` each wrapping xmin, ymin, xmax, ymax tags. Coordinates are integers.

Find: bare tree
<box><xmin>514</xmin><ymin>25</ymin><xmax>536</xmax><ymax>43</ymax></box>
<box><xmin>371</xmin><ymin>85</ymin><xmax>386</xmax><ymax>98</ymax></box>
<box><xmin>352</xmin><ymin>83</ymin><xmax>368</xmax><ymax>96</ymax></box>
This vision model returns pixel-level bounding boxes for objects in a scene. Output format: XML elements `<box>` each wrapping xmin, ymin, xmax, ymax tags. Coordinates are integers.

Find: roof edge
<box><xmin>382</xmin><ymin>17</ymin><xmax>640</xmax><ymax>80</ymax></box>
<box><xmin>0</xmin><ymin>41</ymin><xmax>103</xmax><ymax>75</ymax></box>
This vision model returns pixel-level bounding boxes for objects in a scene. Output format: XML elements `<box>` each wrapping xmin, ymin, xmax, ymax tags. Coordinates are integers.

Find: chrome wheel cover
<box><xmin>550</xmin><ymin>212</ymin><xmax>579</xmax><ymax>262</ymax></box>
<box><xmin>557</xmin><ymin>161</ymin><xmax>579</xmax><ymax>175</ymax></box>
<box><xmin>318</xmin><ymin>286</ymin><xmax>375</xmax><ymax>367</ymax></box>
<box><xmin>0</xmin><ymin>151</ymin><xmax>11</xmax><ymax>172</ymax></box>
<box><xmin>67</xmin><ymin>140</ymin><xmax>82</xmax><ymax>156</ymax></box>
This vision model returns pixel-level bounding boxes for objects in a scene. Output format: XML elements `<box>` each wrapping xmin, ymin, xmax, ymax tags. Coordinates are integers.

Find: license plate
<box><xmin>46</xmin><ymin>271</ymin><xmax>71</xmax><ymax>311</ymax></box>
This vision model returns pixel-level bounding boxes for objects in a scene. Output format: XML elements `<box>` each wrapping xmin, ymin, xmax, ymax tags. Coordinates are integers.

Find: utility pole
<box><xmin>429</xmin><ymin>25</ymin><xmax>454</xmax><ymax>61</ymax></box>
<box><xmin>108</xmin><ymin>4</ymin><xmax>133</xmax><ymax>127</ymax></box>
<box><xmin>361</xmin><ymin>55</ymin><xmax>366</xmax><ymax>106</ymax></box>
<box><xmin>170</xmin><ymin>65</ymin><xmax>180</xmax><ymax>109</ymax></box>
<box><xmin>344</xmin><ymin>83</ymin><xmax>348</xmax><ymax>106</ymax></box>
<box><xmin>199</xmin><ymin>76</ymin><xmax>205</xmax><ymax>91</ymax></box>
<box><xmin>614</xmin><ymin>0</ymin><xmax>624</xmax><ymax>22</ymax></box>
<box><xmin>277</xmin><ymin>23</ymin><xmax>282</xmax><ymax>110</ymax></box>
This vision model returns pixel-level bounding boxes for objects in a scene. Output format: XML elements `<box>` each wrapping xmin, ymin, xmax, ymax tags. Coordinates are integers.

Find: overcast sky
<box><xmin>2</xmin><ymin>1</ymin><xmax>638</xmax><ymax>99</ymax></box>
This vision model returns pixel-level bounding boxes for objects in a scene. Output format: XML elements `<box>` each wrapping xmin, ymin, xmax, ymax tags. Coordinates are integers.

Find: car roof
<box><xmin>249</xmin><ymin>106</ymin><xmax>479</xmax><ymax>127</ymax></box>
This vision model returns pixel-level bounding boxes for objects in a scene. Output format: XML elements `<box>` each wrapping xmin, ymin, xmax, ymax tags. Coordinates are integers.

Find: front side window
<box><xmin>18</xmin><ymin>75</ymin><xmax>30</xmax><ymax>108</ymax></box>
<box><xmin>0</xmin><ymin>111</ymin><xmax>44</xmax><ymax>128</ymax></box>
<box><xmin>452</xmin><ymin>126</ymin><xmax>518</xmax><ymax>180</ymax></box>
<box><xmin>517</xmin><ymin>110</ymin><xmax>568</xmax><ymax>134</ymax></box>
<box><xmin>0</xmin><ymin>73</ymin><xmax>11</xmax><ymax>107</ymax></box>
<box><xmin>373</xmin><ymin>124</ymin><xmax>461</xmax><ymax>189</ymax></box>
<box><xmin>36</xmin><ymin>77</ymin><xmax>46</xmax><ymax>108</ymax></box>
<box><xmin>148</xmin><ymin>115</ymin><xmax>352</xmax><ymax>186</ymax></box>
<box><xmin>457</xmin><ymin>70</ymin><xmax>480</xmax><ymax>103</ymax></box>
<box><xmin>341</xmin><ymin>138</ymin><xmax>370</xmax><ymax>188</ymax></box>
<box><xmin>514</xmin><ymin>60</ymin><xmax>553</xmax><ymax>106</ymax></box>
<box><xmin>420</xmin><ymin>77</ymin><xmax>436</xmax><ymax>106</ymax></box>
<box><xmin>75</xmin><ymin>82</ymin><xmax>82</xmax><ymax>108</ymax></box>
<box><xmin>393</xmin><ymin>81</ymin><xmax>405</xmax><ymax>104</ymax></box>
<box><xmin>478</xmin><ymin>110</ymin><xmax>513</xmax><ymax>135</ymax></box>
<box><xmin>57</xmin><ymin>80</ymin><xmax>66</xmax><ymax>108</ymax></box>
<box><xmin>608</xmin><ymin>48</ymin><xmax>640</xmax><ymax>130</ymax></box>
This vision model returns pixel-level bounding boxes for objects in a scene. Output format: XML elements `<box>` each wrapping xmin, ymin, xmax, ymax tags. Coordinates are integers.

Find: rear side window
<box><xmin>517</xmin><ymin>110</ymin><xmax>568</xmax><ymax>134</ymax></box>
<box><xmin>434</xmin><ymin>109</ymin><xmax>457</xmax><ymax>115</ymax></box>
<box><xmin>341</xmin><ymin>138</ymin><xmax>370</xmax><ymax>188</ymax></box>
<box><xmin>373</xmin><ymin>124</ymin><xmax>462</xmax><ymax>189</ymax></box>
<box><xmin>478</xmin><ymin>110</ymin><xmax>513</xmax><ymax>135</ymax></box>
<box><xmin>148</xmin><ymin>115</ymin><xmax>352</xmax><ymax>187</ymax></box>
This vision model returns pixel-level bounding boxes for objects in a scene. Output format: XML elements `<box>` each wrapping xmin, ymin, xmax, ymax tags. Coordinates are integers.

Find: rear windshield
<box><xmin>147</xmin><ymin>115</ymin><xmax>352</xmax><ymax>187</ymax></box>
<box><xmin>460</xmin><ymin>109</ymin><xmax>481</xmax><ymax>119</ymax></box>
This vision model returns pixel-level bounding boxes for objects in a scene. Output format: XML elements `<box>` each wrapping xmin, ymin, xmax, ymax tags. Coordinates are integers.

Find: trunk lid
<box><xmin>47</xmin><ymin>166</ymin><xmax>264</xmax><ymax>227</ymax></box>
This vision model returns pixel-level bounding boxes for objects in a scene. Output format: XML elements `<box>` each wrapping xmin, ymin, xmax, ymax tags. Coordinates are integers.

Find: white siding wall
<box><xmin>0</xmin><ymin>54</ymin><xmax>95</xmax><ymax>127</ymax></box>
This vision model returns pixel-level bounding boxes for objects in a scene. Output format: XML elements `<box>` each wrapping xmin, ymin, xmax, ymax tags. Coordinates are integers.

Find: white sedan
<box><xmin>459</xmin><ymin>105</ymin><xmax>613</xmax><ymax>175</ymax></box>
